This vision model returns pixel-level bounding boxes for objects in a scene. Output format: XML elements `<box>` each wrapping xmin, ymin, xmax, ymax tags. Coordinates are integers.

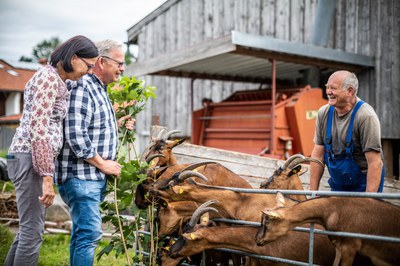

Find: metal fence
<box><xmin>150</xmin><ymin>187</ymin><xmax>400</xmax><ymax>266</ymax></box>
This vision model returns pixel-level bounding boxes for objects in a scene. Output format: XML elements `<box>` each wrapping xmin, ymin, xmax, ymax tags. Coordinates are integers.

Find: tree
<box><xmin>19</xmin><ymin>37</ymin><xmax>61</xmax><ymax>63</ymax></box>
<box><xmin>19</xmin><ymin>56</ymin><xmax>33</xmax><ymax>62</ymax></box>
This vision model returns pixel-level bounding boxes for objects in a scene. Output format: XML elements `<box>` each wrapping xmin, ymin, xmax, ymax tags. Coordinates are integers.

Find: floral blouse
<box><xmin>9</xmin><ymin>64</ymin><xmax>70</xmax><ymax>177</ymax></box>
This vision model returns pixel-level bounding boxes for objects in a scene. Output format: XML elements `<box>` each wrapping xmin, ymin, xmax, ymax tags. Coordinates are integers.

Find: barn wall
<box><xmin>130</xmin><ymin>0</ymin><xmax>400</xmax><ymax>152</ymax></box>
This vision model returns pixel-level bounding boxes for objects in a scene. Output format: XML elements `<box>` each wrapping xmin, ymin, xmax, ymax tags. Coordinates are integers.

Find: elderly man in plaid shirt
<box><xmin>55</xmin><ymin>40</ymin><xmax>134</xmax><ymax>266</ymax></box>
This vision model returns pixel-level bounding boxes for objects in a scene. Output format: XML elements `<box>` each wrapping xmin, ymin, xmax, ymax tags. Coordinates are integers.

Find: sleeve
<box><xmin>30</xmin><ymin>68</ymin><xmax>59</xmax><ymax>177</ymax></box>
<box><xmin>64</xmin><ymin>80</ymin><xmax>97</xmax><ymax>159</ymax></box>
<box><xmin>359</xmin><ymin>107</ymin><xmax>382</xmax><ymax>153</ymax></box>
<box><xmin>313</xmin><ymin>106</ymin><xmax>327</xmax><ymax>146</ymax></box>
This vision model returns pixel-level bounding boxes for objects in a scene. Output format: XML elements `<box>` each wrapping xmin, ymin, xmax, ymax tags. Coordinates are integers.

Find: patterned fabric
<box><xmin>55</xmin><ymin>74</ymin><xmax>118</xmax><ymax>183</ymax></box>
<box><xmin>9</xmin><ymin>64</ymin><xmax>69</xmax><ymax>177</ymax></box>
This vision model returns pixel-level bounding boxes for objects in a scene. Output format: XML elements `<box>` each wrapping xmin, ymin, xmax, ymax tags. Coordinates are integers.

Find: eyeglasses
<box><xmin>102</xmin><ymin>56</ymin><xmax>125</xmax><ymax>68</ymax></box>
<box><xmin>78</xmin><ymin>57</ymin><xmax>95</xmax><ymax>71</ymax></box>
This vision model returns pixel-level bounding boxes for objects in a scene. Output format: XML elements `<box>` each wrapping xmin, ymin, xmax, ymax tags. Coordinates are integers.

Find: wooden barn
<box><xmin>125</xmin><ymin>0</ymin><xmax>400</xmax><ymax>179</ymax></box>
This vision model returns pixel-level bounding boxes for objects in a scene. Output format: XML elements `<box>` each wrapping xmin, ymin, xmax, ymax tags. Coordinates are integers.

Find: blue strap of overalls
<box><xmin>325</xmin><ymin>100</ymin><xmax>365</xmax><ymax>157</ymax></box>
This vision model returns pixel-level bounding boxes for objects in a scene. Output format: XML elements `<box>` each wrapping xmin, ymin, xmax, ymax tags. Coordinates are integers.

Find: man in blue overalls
<box><xmin>310</xmin><ymin>70</ymin><xmax>384</xmax><ymax>192</ymax></box>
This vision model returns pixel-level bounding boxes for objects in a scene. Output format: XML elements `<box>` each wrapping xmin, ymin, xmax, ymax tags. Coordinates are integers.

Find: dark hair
<box><xmin>49</xmin><ymin>35</ymin><xmax>99</xmax><ymax>72</ymax></box>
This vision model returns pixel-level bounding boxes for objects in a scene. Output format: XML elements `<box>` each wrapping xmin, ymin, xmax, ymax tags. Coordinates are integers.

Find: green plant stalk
<box><xmin>100</xmin><ymin>75</ymin><xmax>157</xmax><ymax>263</ymax></box>
<box><xmin>113</xmin><ymin>177</ymin><xmax>131</xmax><ymax>265</ymax></box>
<box><xmin>113</xmin><ymin>129</ymin><xmax>131</xmax><ymax>265</ymax></box>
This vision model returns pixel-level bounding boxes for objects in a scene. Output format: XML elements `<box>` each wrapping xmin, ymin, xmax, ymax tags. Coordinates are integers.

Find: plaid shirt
<box><xmin>55</xmin><ymin>74</ymin><xmax>118</xmax><ymax>184</ymax></box>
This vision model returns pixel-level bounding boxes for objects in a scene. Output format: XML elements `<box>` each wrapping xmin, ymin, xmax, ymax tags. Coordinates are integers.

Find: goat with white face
<box><xmin>255</xmin><ymin>194</ymin><xmax>400</xmax><ymax>266</ymax></box>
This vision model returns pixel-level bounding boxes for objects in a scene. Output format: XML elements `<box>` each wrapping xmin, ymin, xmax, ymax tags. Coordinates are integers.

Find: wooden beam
<box><xmin>125</xmin><ymin>35</ymin><xmax>235</xmax><ymax>77</ymax></box>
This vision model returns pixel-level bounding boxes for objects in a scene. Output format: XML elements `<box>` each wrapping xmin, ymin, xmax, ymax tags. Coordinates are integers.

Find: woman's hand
<box><xmin>39</xmin><ymin>176</ymin><xmax>55</xmax><ymax>208</ymax></box>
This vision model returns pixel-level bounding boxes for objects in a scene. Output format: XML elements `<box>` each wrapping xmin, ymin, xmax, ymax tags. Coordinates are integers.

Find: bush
<box><xmin>0</xmin><ymin>224</ymin><xmax>15</xmax><ymax>264</ymax></box>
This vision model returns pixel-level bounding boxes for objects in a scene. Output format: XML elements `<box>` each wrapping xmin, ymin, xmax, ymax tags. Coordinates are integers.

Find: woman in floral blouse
<box><xmin>5</xmin><ymin>35</ymin><xmax>99</xmax><ymax>266</ymax></box>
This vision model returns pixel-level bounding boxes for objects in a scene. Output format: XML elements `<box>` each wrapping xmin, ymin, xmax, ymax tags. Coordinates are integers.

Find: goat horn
<box><xmin>140</xmin><ymin>141</ymin><xmax>158</xmax><ymax>162</ymax></box>
<box><xmin>146</xmin><ymin>154</ymin><xmax>165</xmax><ymax>164</ymax></box>
<box><xmin>156</xmin><ymin>128</ymin><xmax>167</xmax><ymax>141</ymax></box>
<box><xmin>162</xmin><ymin>130</ymin><xmax>181</xmax><ymax>141</ymax></box>
<box><xmin>281</xmin><ymin>154</ymin><xmax>306</xmax><ymax>170</ymax></box>
<box><xmin>181</xmin><ymin>161</ymin><xmax>218</xmax><ymax>172</ymax></box>
<box><xmin>188</xmin><ymin>204</ymin><xmax>219</xmax><ymax>228</ymax></box>
<box><xmin>178</xmin><ymin>171</ymin><xmax>208</xmax><ymax>182</ymax></box>
<box><xmin>287</xmin><ymin>157</ymin><xmax>324</xmax><ymax>170</ymax></box>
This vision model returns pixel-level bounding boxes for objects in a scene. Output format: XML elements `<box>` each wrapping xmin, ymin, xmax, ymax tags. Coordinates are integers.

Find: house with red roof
<box><xmin>0</xmin><ymin>59</ymin><xmax>41</xmax><ymax>148</ymax></box>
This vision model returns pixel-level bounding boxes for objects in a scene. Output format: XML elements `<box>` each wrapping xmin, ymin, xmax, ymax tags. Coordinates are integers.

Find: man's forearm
<box><xmin>310</xmin><ymin>145</ymin><xmax>325</xmax><ymax>191</ymax></box>
<box><xmin>85</xmin><ymin>154</ymin><xmax>105</xmax><ymax>169</ymax></box>
<box><xmin>310</xmin><ymin>163</ymin><xmax>324</xmax><ymax>190</ymax></box>
<box><xmin>366</xmin><ymin>160</ymin><xmax>383</xmax><ymax>192</ymax></box>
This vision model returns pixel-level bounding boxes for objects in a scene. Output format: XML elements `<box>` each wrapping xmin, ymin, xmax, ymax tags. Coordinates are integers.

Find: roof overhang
<box><xmin>126</xmin><ymin>31</ymin><xmax>375</xmax><ymax>83</ymax></box>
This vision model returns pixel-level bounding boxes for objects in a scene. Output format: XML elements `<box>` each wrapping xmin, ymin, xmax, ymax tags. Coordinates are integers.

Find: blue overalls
<box><xmin>324</xmin><ymin>100</ymin><xmax>384</xmax><ymax>192</ymax></box>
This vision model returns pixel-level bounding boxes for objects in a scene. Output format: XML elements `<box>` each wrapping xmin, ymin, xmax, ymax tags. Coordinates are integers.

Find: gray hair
<box><xmin>342</xmin><ymin>72</ymin><xmax>359</xmax><ymax>94</ymax></box>
<box><xmin>95</xmin><ymin>39</ymin><xmax>123</xmax><ymax>57</ymax></box>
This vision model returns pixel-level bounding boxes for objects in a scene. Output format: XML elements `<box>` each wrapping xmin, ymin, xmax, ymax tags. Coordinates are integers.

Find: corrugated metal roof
<box><xmin>126</xmin><ymin>31</ymin><xmax>374</xmax><ymax>83</ymax></box>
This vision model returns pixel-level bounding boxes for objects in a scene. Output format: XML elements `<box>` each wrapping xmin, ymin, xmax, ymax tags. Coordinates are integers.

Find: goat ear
<box><xmin>266</xmin><ymin>210</ymin><xmax>283</xmax><ymax>220</ymax></box>
<box><xmin>158</xmin><ymin>198</ymin><xmax>169</xmax><ymax>208</ymax></box>
<box><xmin>172</xmin><ymin>138</ymin><xmax>186</xmax><ymax>148</ymax></box>
<box><xmin>200</xmin><ymin>213</ymin><xmax>210</xmax><ymax>225</ymax></box>
<box><xmin>276</xmin><ymin>160</ymin><xmax>284</xmax><ymax>169</ymax></box>
<box><xmin>288</xmin><ymin>165</ymin><xmax>302</xmax><ymax>177</ymax></box>
<box><xmin>297</xmin><ymin>167</ymin><xmax>308</xmax><ymax>176</ymax></box>
<box><xmin>275</xmin><ymin>192</ymin><xmax>285</xmax><ymax>207</ymax></box>
<box><xmin>182</xmin><ymin>232</ymin><xmax>203</xmax><ymax>241</ymax></box>
<box><xmin>172</xmin><ymin>185</ymin><xmax>188</xmax><ymax>194</ymax></box>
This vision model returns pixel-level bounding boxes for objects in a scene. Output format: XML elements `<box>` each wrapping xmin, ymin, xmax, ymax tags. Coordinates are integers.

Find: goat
<box><xmin>138</xmin><ymin>160</ymin><xmax>252</xmax><ymax>209</ymax></box>
<box><xmin>141</xmin><ymin>129</ymin><xmax>185</xmax><ymax>167</ymax></box>
<box><xmin>159</xmin><ymin>201</ymin><xmax>240</xmax><ymax>266</ymax></box>
<box><xmin>260</xmin><ymin>154</ymin><xmax>324</xmax><ymax>202</ymax></box>
<box><xmin>152</xmin><ymin>161</ymin><xmax>252</xmax><ymax>191</ymax></box>
<box><xmin>151</xmin><ymin>174</ymin><xmax>298</xmax><ymax>222</ymax></box>
<box><xmin>135</xmin><ymin>129</ymin><xmax>185</xmax><ymax>209</ymax></box>
<box><xmin>156</xmin><ymin>199</ymin><xmax>223</xmax><ymax>238</ymax></box>
<box><xmin>163</xmin><ymin>200</ymin><xmax>335</xmax><ymax>266</ymax></box>
<box><xmin>255</xmin><ymin>194</ymin><xmax>400</xmax><ymax>266</ymax></box>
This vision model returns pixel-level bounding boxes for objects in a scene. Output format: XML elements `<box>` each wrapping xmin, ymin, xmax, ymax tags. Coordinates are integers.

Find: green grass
<box><xmin>0</xmin><ymin>150</ymin><xmax>7</xmax><ymax>158</ymax></box>
<box><xmin>0</xmin><ymin>224</ymin><xmax>14</xmax><ymax>264</ymax></box>
<box><xmin>39</xmin><ymin>234</ymin><xmax>133</xmax><ymax>266</ymax></box>
<box><xmin>1</xmin><ymin>181</ymin><xmax>14</xmax><ymax>192</ymax></box>
<box><xmin>0</xmin><ymin>226</ymin><xmax>132</xmax><ymax>266</ymax></box>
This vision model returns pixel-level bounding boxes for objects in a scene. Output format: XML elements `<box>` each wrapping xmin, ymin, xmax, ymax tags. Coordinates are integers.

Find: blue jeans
<box><xmin>58</xmin><ymin>178</ymin><xmax>107</xmax><ymax>266</ymax></box>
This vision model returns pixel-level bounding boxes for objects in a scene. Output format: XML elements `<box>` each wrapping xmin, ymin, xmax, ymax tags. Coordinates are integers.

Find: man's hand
<box><xmin>86</xmin><ymin>154</ymin><xmax>122</xmax><ymax>176</ymax></box>
<box><xmin>39</xmin><ymin>176</ymin><xmax>55</xmax><ymax>208</ymax></box>
<box><xmin>118</xmin><ymin>115</ymin><xmax>136</xmax><ymax>131</ymax></box>
<box><xmin>99</xmin><ymin>159</ymin><xmax>122</xmax><ymax>176</ymax></box>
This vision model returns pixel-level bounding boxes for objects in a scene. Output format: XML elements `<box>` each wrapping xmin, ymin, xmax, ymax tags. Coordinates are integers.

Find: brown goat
<box><xmin>260</xmin><ymin>154</ymin><xmax>324</xmax><ymax>202</ymax></box>
<box><xmin>141</xmin><ymin>129</ymin><xmax>185</xmax><ymax>167</ymax></box>
<box><xmin>152</xmin><ymin>161</ymin><xmax>252</xmax><ymax>191</ymax></box>
<box><xmin>156</xmin><ymin>199</ymin><xmax>223</xmax><ymax>238</ymax></box>
<box><xmin>163</xmin><ymin>201</ymin><xmax>335</xmax><ymax>266</ymax></box>
<box><xmin>152</xmin><ymin>178</ymin><xmax>298</xmax><ymax>222</ymax></box>
<box><xmin>255</xmin><ymin>195</ymin><xmax>400</xmax><ymax>266</ymax></box>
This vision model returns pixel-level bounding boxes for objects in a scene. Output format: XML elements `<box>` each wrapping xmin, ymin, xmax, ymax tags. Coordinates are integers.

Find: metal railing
<box><xmin>206</xmin><ymin>187</ymin><xmax>400</xmax><ymax>265</ymax></box>
<box><xmin>116</xmin><ymin>185</ymin><xmax>400</xmax><ymax>265</ymax></box>
<box><xmin>149</xmin><ymin>187</ymin><xmax>400</xmax><ymax>266</ymax></box>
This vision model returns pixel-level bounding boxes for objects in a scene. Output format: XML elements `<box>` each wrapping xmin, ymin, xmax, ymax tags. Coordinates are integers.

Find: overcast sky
<box><xmin>0</xmin><ymin>0</ymin><xmax>167</xmax><ymax>62</ymax></box>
